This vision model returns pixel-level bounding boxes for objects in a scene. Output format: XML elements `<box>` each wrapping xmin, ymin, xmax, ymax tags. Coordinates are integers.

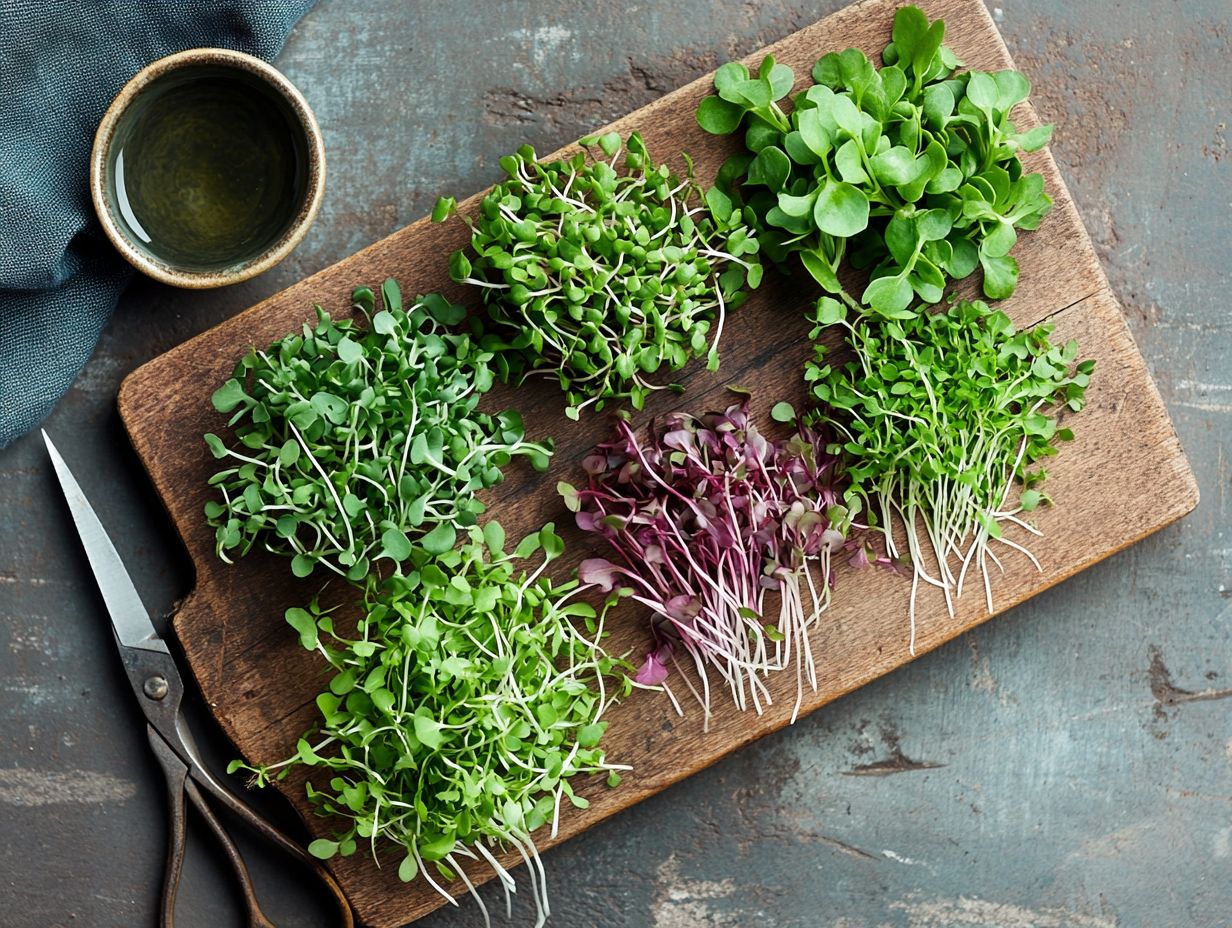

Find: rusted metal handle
<box><xmin>189</xmin><ymin>752</ymin><xmax>355</xmax><ymax>928</ymax></box>
<box><xmin>184</xmin><ymin>776</ymin><xmax>277</xmax><ymax>928</ymax></box>
<box><xmin>148</xmin><ymin>725</ymin><xmax>190</xmax><ymax>928</ymax></box>
<box><xmin>147</xmin><ymin>724</ymin><xmax>354</xmax><ymax>928</ymax></box>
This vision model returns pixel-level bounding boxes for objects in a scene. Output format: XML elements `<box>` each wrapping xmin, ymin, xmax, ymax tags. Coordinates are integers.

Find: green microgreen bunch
<box><xmin>231</xmin><ymin>522</ymin><xmax>630</xmax><ymax>927</ymax></box>
<box><xmin>805</xmin><ymin>298</ymin><xmax>1093</xmax><ymax>646</ymax></box>
<box><xmin>695</xmin><ymin>5</ymin><xmax>1053</xmax><ymax>318</ymax></box>
<box><xmin>434</xmin><ymin>131</ymin><xmax>763</xmax><ymax>419</ymax></box>
<box><xmin>203</xmin><ymin>280</ymin><xmax>552</xmax><ymax>583</ymax></box>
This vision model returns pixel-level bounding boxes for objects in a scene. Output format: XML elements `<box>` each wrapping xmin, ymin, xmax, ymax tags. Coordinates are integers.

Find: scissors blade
<box><xmin>43</xmin><ymin>431</ymin><xmax>164</xmax><ymax>653</ymax></box>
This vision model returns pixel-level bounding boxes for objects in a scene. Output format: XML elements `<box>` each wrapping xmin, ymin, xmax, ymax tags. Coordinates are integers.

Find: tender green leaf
<box><xmin>211</xmin><ymin>380</ymin><xmax>246</xmax><ymax>414</ymax></box>
<box><xmin>448</xmin><ymin>250</ymin><xmax>472</xmax><ymax>282</ymax></box>
<box><xmin>696</xmin><ymin>95</ymin><xmax>744</xmax><ymax>135</ymax></box>
<box><xmin>814</xmin><ymin>296</ymin><xmax>846</xmax><ymax>325</ymax></box>
<box><xmin>286</xmin><ymin>607</ymin><xmax>318</xmax><ymax>651</ymax></box>
<box><xmin>747</xmin><ymin>146</ymin><xmax>791</xmax><ymax>191</ymax></box>
<box><xmin>979</xmin><ymin>251</ymin><xmax>1019</xmax><ymax>299</ymax></box>
<box><xmin>862</xmin><ymin>273</ymin><xmax>914</xmax><ymax>317</ymax></box>
<box><xmin>421</xmin><ymin>522</ymin><xmax>457</xmax><ymax>556</ymax></box>
<box><xmin>308</xmin><ymin>840</ymin><xmax>339</xmax><ymax>860</ymax></box>
<box><xmin>965</xmin><ymin>71</ymin><xmax>999</xmax><ymax>112</ymax></box>
<box><xmin>204</xmin><ymin>433</ymin><xmax>228</xmax><ymax>460</ymax></box>
<box><xmin>413</xmin><ymin>712</ymin><xmax>445</xmax><ymax>749</ymax></box>
<box><xmin>713</xmin><ymin>61</ymin><xmax>751</xmax><ymax>98</ymax></box>
<box><xmin>430</xmin><ymin>196</ymin><xmax>456</xmax><ymax>223</ymax></box>
<box><xmin>770</xmin><ymin>401</ymin><xmax>796</xmax><ymax>423</ymax></box>
<box><xmin>870</xmin><ymin>146</ymin><xmax>919</xmax><ymax>186</ymax></box>
<box><xmin>835</xmin><ymin>138</ymin><xmax>870</xmax><ymax>184</ymax></box>
<box><xmin>337</xmin><ymin>337</ymin><xmax>364</xmax><ymax>364</ymax></box>
<box><xmin>813</xmin><ymin>179</ymin><xmax>869</xmax><ymax>237</ymax></box>
<box><xmin>799</xmin><ymin>250</ymin><xmax>841</xmax><ymax>291</ymax></box>
<box><xmin>381</xmin><ymin>528</ymin><xmax>413</xmax><ymax>561</ymax></box>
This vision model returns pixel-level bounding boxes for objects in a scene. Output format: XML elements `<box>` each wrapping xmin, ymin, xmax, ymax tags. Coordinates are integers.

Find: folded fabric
<box><xmin>0</xmin><ymin>0</ymin><xmax>316</xmax><ymax>448</ymax></box>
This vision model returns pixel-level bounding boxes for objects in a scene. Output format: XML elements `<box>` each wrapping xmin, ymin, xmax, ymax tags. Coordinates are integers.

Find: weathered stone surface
<box><xmin>1</xmin><ymin>2</ymin><xmax>1228</xmax><ymax>926</ymax></box>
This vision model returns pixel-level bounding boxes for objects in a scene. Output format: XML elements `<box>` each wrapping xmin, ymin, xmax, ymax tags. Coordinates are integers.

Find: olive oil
<box><xmin>110</xmin><ymin>68</ymin><xmax>307</xmax><ymax>270</ymax></box>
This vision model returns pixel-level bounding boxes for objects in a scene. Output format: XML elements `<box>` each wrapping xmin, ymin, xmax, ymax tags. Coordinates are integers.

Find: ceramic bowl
<box><xmin>90</xmin><ymin>48</ymin><xmax>325</xmax><ymax>289</ymax></box>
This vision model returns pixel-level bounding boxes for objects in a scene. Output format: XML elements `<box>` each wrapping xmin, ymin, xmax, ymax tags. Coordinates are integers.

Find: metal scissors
<box><xmin>44</xmin><ymin>432</ymin><xmax>355</xmax><ymax>928</ymax></box>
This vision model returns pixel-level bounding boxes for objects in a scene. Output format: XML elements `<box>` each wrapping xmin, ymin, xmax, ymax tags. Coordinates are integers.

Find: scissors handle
<box><xmin>147</xmin><ymin>726</ymin><xmax>354</xmax><ymax>928</ymax></box>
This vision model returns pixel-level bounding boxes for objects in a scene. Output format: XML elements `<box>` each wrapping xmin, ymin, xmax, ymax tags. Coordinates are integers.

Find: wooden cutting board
<box><xmin>118</xmin><ymin>0</ymin><xmax>1199</xmax><ymax>924</ymax></box>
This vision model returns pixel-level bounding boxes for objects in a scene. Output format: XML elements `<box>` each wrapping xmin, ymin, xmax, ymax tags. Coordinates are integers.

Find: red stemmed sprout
<box><xmin>561</xmin><ymin>400</ymin><xmax>851</xmax><ymax>726</ymax></box>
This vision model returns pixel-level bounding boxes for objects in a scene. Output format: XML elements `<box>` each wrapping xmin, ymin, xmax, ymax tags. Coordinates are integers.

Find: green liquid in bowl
<box><xmin>110</xmin><ymin>68</ymin><xmax>308</xmax><ymax>270</ymax></box>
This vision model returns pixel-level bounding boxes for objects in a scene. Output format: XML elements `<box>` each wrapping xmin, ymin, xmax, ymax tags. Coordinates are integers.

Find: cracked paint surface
<box><xmin>1</xmin><ymin>1</ymin><xmax>1228</xmax><ymax>926</ymax></box>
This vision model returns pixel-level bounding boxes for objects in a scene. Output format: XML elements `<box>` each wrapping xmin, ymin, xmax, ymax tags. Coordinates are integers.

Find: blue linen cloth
<box><xmin>0</xmin><ymin>0</ymin><xmax>316</xmax><ymax>448</ymax></box>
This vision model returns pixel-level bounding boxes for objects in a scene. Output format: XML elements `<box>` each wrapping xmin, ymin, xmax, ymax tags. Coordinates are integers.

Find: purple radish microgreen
<box><xmin>563</xmin><ymin>399</ymin><xmax>849</xmax><ymax>726</ymax></box>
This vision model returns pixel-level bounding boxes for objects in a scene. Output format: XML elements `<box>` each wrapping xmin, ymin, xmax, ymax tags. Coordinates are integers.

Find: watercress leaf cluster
<box><xmin>805</xmin><ymin>299</ymin><xmax>1093</xmax><ymax>630</ymax></box>
<box><xmin>696</xmin><ymin>5</ymin><xmax>1053</xmax><ymax>316</ymax></box>
<box><xmin>232</xmin><ymin>526</ymin><xmax>630</xmax><ymax>920</ymax></box>
<box><xmin>203</xmin><ymin>280</ymin><xmax>552</xmax><ymax>581</ymax></box>
<box><xmin>434</xmin><ymin>131</ymin><xmax>764</xmax><ymax>420</ymax></box>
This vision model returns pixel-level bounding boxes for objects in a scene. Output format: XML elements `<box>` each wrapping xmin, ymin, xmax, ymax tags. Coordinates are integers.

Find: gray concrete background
<box><xmin>2</xmin><ymin>1</ymin><xmax>1229</xmax><ymax>926</ymax></box>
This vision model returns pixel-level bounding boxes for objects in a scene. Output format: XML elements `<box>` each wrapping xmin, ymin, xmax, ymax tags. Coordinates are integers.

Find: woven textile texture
<box><xmin>0</xmin><ymin>0</ymin><xmax>316</xmax><ymax>447</ymax></box>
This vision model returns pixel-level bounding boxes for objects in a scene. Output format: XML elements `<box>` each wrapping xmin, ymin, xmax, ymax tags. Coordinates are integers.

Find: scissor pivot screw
<box><xmin>144</xmin><ymin>675</ymin><xmax>169</xmax><ymax>700</ymax></box>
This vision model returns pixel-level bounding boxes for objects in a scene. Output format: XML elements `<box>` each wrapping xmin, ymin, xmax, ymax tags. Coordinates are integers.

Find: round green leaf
<box><xmin>777</xmin><ymin>190</ymin><xmax>817</xmax><ymax>218</ymax></box>
<box><xmin>870</xmin><ymin>146</ymin><xmax>919</xmax><ymax>186</ymax></box>
<box><xmin>980</xmin><ymin>252</ymin><xmax>1019</xmax><ymax>299</ymax></box>
<box><xmin>381</xmin><ymin>527</ymin><xmax>413</xmax><ymax>561</ymax></box>
<box><xmin>770</xmin><ymin>401</ymin><xmax>796</xmax><ymax>423</ymax></box>
<box><xmin>747</xmin><ymin>146</ymin><xmax>791</xmax><ymax>191</ymax></box>
<box><xmin>916</xmin><ymin>209</ymin><xmax>953</xmax><ymax>242</ymax></box>
<box><xmin>421</xmin><ymin>522</ymin><xmax>457</xmax><ymax>556</ymax></box>
<box><xmin>713</xmin><ymin>61</ymin><xmax>751</xmax><ymax>99</ymax></box>
<box><xmin>966</xmin><ymin>71</ymin><xmax>998</xmax><ymax>112</ymax></box>
<box><xmin>813</xmin><ymin>179</ymin><xmax>869</xmax><ymax>237</ymax></box>
<box><xmin>794</xmin><ymin>108</ymin><xmax>832</xmax><ymax>159</ymax></box>
<box><xmin>211</xmin><ymin>379</ymin><xmax>246</xmax><ymax>414</ymax></box>
<box><xmin>862</xmin><ymin>274</ymin><xmax>914</xmax><ymax>317</ymax></box>
<box><xmin>307</xmin><ymin>839</ymin><xmax>339</xmax><ymax>860</ymax></box>
<box><xmin>814</xmin><ymin>296</ymin><xmax>846</xmax><ymax>325</ymax></box>
<box><xmin>696</xmin><ymin>95</ymin><xmax>744</xmax><ymax>135</ymax></box>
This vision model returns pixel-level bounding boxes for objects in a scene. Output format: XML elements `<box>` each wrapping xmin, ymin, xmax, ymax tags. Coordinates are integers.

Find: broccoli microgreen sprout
<box><xmin>230</xmin><ymin>523</ymin><xmax>630</xmax><ymax>927</ymax></box>
<box><xmin>204</xmin><ymin>279</ymin><xmax>552</xmax><ymax>583</ymax></box>
<box><xmin>805</xmin><ymin>298</ymin><xmax>1093</xmax><ymax>648</ymax></box>
<box><xmin>435</xmin><ymin>131</ymin><xmax>764</xmax><ymax>419</ymax></box>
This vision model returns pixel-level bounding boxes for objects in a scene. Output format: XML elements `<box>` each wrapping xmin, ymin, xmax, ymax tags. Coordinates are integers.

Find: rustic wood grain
<box><xmin>117</xmin><ymin>0</ymin><xmax>1197</xmax><ymax>924</ymax></box>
